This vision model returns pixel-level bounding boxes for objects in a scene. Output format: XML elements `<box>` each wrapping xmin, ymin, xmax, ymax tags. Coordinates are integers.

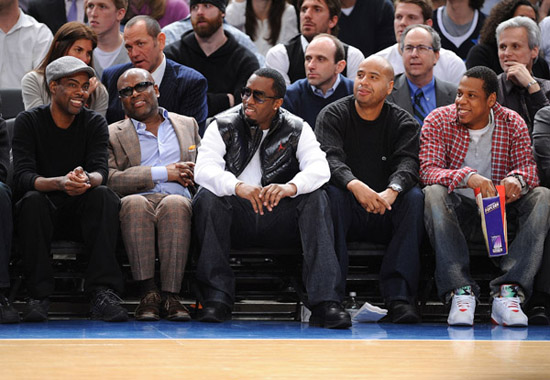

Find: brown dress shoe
<box><xmin>161</xmin><ymin>294</ymin><xmax>191</xmax><ymax>322</ymax></box>
<box><xmin>135</xmin><ymin>290</ymin><xmax>161</xmax><ymax>321</ymax></box>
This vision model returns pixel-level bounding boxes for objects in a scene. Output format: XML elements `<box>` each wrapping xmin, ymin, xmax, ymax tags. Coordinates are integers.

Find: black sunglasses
<box><xmin>240</xmin><ymin>87</ymin><xmax>279</xmax><ymax>104</ymax></box>
<box><xmin>118</xmin><ymin>81</ymin><xmax>154</xmax><ymax>98</ymax></box>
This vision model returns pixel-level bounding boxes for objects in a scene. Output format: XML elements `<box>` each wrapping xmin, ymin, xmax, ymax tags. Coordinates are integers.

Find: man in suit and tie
<box><xmin>27</xmin><ymin>0</ymin><xmax>86</xmax><ymax>34</ymax></box>
<box><xmin>102</xmin><ymin>16</ymin><xmax>208</xmax><ymax>134</ymax></box>
<box><xmin>108</xmin><ymin>67</ymin><xmax>200</xmax><ymax>322</ymax></box>
<box><xmin>387</xmin><ymin>24</ymin><xmax>457</xmax><ymax>125</ymax></box>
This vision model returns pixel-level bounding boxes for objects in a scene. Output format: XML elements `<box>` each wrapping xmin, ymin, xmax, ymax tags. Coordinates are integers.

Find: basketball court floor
<box><xmin>1</xmin><ymin>320</ymin><xmax>549</xmax><ymax>379</ymax></box>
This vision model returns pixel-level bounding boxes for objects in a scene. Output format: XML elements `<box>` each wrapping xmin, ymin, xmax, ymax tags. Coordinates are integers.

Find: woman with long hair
<box><xmin>465</xmin><ymin>0</ymin><xmax>550</xmax><ymax>78</ymax></box>
<box><xmin>21</xmin><ymin>22</ymin><xmax>109</xmax><ymax>116</ymax></box>
<box><xmin>226</xmin><ymin>0</ymin><xmax>298</xmax><ymax>56</ymax></box>
<box><xmin>123</xmin><ymin>0</ymin><xmax>189</xmax><ymax>28</ymax></box>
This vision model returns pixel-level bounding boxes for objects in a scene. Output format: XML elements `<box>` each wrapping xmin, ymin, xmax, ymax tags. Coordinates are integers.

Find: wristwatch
<box><xmin>388</xmin><ymin>183</ymin><xmax>403</xmax><ymax>193</ymax></box>
<box><xmin>510</xmin><ymin>174</ymin><xmax>527</xmax><ymax>190</ymax></box>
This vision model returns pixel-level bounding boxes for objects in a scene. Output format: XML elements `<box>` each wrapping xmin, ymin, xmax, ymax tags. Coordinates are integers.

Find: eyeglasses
<box><xmin>240</xmin><ymin>87</ymin><xmax>279</xmax><ymax>104</ymax></box>
<box><xmin>118</xmin><ymin>81</ymin><xmax>154</xmax><ymax>98</ymax></box>
<box><xmin>403</xmin><ymin>45</ymin><xmax>435</xmax><ymax>54</ymax></box>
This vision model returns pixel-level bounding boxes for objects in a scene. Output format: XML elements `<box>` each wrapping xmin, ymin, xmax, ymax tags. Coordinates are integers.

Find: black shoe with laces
<box><xmin>0</xmin><ymin>294</ymin><xmax>20</xmax><ymax>324</ymax></box>
<box><xmin>90</xmin><ymin>289</ymin><xmax>128</xmax><ymax>322</ymax></box>
<box><xmin>22</xmin><ymin>297</ymin><xmax>50</xmax><ymax>322</ymax></box>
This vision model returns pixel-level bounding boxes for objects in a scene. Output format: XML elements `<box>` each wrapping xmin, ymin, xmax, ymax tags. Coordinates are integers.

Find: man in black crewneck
<box><xmin>12</xmin><ymin>56</ymin><xmax>127</xmax><ymax>323</ymax></box>
<box><xmin>315</xmin><ymin>55</ymin><xmax>424</xmax><ymax>323</ymax></box>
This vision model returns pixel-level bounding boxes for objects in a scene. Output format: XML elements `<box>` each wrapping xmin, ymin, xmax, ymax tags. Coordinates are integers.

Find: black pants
<box><xmin>15</xmin><ymin>186</ymin><xmax>124</xmax><ymax>298</ymax></box>
<box><xmin>0</xmin><ymin>182</ymin><xmax>12</xmax><ymax>288</ymax></box>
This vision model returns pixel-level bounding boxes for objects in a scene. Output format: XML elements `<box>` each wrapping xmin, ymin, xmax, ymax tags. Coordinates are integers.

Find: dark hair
<box><xmin>124</xmin><ymin>0</ymin><xmax>167</xmax><ymax>24</ymax></box>
<box><xmin>125</xmin><ymin>15</ymin><xmax>161</xmax><ymax>37</ymax></box>
<box><xmin>253</xmin><ymin>68</ymin><xmax>286</xmax><ymax>99</ymax></box>
<box><xmin>37</xmin><ymin>22</ymin><xmax>98</xmax><ymax>75</ymax></box>
<box><xmin>245</xmin><ymin>0</ymin><xmax>285</xmax><ymax>46</ymax></box>
<box><xmin>479</xmin><ymin>0</ymin><xmax>537</xmax><ymax>46</ymax></box>
<box><xmin>393</xmin><ymin>0</ymin><xmax>433</xmax><ymax>22</ymax></box>
<box><xmin>310</xmin><ymin>33</ymin><xmax>345</xmax><ymax>62</ymax></box>
<box><xmin>112</xmin><ymin>0</ymin><xmax>129</xmax><ymax>10</ymax></box>
<box><xmin>297</xmin><ymin>0</ymin><xmax>341</xmax><ymax>36</ymax></box>
<box><xmin>469</xmin><ymin>0</ymin><xmax>485</xmax><ymax>10</ymax></box>
<box><xmin>463</xmin><ymin>66</ymin><xmax>498</xmax><ymax>97</ymax></box>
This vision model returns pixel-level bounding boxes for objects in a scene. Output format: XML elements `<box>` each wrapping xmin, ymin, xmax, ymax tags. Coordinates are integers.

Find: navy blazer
<box><xmin>387</xmin><ymin>73</ymin><xmax>457</xmax><ymax>117</ymax></box>
<box><xmin>102</xmin><ymin>59</ymin><xmax>209</xmax><ymax>135</ymax></box>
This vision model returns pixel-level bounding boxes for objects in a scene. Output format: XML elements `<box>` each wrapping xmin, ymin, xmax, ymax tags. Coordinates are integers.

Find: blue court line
<box><xmin>0</xmin><ymin>321</ymin><xmax>549</xmax><ymax>341</ymax></box>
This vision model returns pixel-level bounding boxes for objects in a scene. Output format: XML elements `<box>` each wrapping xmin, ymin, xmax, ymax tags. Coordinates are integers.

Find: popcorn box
<box><xmin>474</xmin><ymin>185</ymin><xmax>508</xmax><ymax>257</ymax></box>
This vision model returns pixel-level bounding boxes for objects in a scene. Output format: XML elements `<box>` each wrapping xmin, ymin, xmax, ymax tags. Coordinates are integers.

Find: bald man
<box><xmin>107</xmin><ymin>68</ymin><xmax>200</xmax><ymax>322</ymax></box>
<box><xmin>315</xmin><ymin>56</ymin><xmax>424</xmax><ymax>323</ymax></box>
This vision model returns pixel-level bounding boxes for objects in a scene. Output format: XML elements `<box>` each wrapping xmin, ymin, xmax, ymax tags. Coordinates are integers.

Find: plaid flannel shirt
<box><xmin>420</xmin><ymin>102</ymin><xmax>539</xmax><ymax>192</ymax></box>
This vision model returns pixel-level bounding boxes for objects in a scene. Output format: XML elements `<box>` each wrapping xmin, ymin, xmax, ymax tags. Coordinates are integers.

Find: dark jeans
<box><xmin>15</xmin><ymin>186</ymin><xmax>124</xmax><ymax>298</ymax></box>
<box><xmin>0</xmin><ymin>182</ymin><xmax>12</xmax><ymax>288</ymax></box>
<box><xmin>326</xmin><ymin>185</ymin><xmax>424</xmax><ymax>304</ymax></box>
<box><xmin>192</xmin><ymin>188</ymin><xmax>342</xmax><ymax>308</ymax></box>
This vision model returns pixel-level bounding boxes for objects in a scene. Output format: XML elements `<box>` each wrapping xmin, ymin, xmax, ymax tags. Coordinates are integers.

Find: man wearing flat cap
<box><xmin>164</xmin><ymin>0</ymin><xmax>260</xmax><ymax>117</ymax></box>
<box><xmin>12</xmin><ymin>56</ymin><xmax>128</xmax><ymax>323</ymax></box>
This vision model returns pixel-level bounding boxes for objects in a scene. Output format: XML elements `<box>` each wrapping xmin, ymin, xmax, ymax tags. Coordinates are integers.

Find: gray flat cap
<box><xmin>46</xmin><ymin>56</ymin><xmax>96</xmax><ymax>84</ymax></box>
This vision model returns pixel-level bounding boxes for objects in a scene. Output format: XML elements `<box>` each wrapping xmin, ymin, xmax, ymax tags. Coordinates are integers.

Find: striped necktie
<box><xmin>413</xmin><ymin>88</ymin><xmax>427</xmax><ymax>124</ymax></box>
<box><xmin>67</xmin><ymin>0</ymin><xmax>78</xmax><ymax>22</ymax></box>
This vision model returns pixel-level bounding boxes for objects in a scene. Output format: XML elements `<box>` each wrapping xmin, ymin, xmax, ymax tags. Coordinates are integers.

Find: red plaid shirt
<box><xmin>420</xmin><ymin>102</ymin><xmax>539</xmax><ymax>192</ymax></box>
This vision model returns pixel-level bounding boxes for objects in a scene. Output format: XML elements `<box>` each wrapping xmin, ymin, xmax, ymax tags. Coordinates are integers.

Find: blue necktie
<box><xmin>413</xmin><ymin>88</ymin><xmax>427</xmax><ymax>124</ymax></box>
<box><xmin>67</xmin><ymin>0</ymin><xmax>78</xmax><ymax>22</ymax></box>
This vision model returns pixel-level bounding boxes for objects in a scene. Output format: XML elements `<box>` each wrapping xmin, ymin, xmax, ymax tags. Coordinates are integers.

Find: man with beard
<box><xmin>164</xmin><ymin>0</ymin><xmax>259</xmax><ymax>117</ymax></box>
<box><xmin>192</xmin><ymin>68</ymin><xmax>350</xmax><ymax>328</ymax></box>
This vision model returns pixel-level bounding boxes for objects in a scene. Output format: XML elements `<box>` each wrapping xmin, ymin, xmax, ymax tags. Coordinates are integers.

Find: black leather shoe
<box><xmin>197</xmin><ymin>302</ymin><xmax>232</xmax><ymax>323</ymax></box>
<box><xmin>388</xmin><ymin>301</ymin><xmax>420</xmax><ymax>324</ymax></box>
<box><xmin>526</xmin><ymin>305</ymin><xmax>550</xmax><ymax>325</ymax></box>
<box><xmin>309</xmin><ymin>301</ymin><xmax>351</xmax><ymax>329</ymax></box>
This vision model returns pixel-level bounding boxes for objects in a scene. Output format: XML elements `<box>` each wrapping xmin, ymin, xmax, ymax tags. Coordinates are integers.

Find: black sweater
<box><xmin>0</xmin><ymin>118</ymin><xmax>9</xmax><ymax>184</ymax></box>
<box><xmin>12</xmin><ymin>105</ymin><xmax>109</xmax><ymax>197</ymax></box>
<box><xmin>164</xmin><ymin>31</ymin><xmax>260</xmax><ymax>117</ymax></box>
<box><xmin>315</xmin><ymin>96</ymin><xmax>420</xmax><ymax>192</ymax></box>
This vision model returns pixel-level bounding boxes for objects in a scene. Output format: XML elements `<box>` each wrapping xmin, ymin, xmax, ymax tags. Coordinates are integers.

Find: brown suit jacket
<box><xmin>108</xmin><ymin>112</ymin><xmax>200</xmax><ymax>197</ymax></box>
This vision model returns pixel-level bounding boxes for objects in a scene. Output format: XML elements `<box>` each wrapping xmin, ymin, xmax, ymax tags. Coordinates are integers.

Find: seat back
<box><xmin>0</xmin><ymin>89</ymin><xmax>25</xmax><ymax>120</ymax></box>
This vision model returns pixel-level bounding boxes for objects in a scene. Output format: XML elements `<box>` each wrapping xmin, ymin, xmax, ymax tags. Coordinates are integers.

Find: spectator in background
<box><xmin>87</xmin><ymin>0</ymin><xmax>130</xmax><ymax>78</ymax></box>
<box><xmin>421</xmin><ymin>66</ymin><xmax>550</xmax><ymax>327</ymax></box>
<box><xmin>496</xmin><ymin>16</ymin><xmax>550</xmax><ymax>131</ymax></box>
<box><xmin>387</xmin><ymin>25</ymin><xmax>457</xmax><ymax>125</ymax></box>
<box><xmin>108</xmin><ymin>68</ymin><xmax>200</xmax><ymax>322</ymax></box>
<box><xmin>21</xmin><ymin>22</ymin><xmax>109</xmax><ymax>117</ymax></box>
<box><xmin>338</xmin><ymin>0</ymin><xmax>396</xmax><ymax>58</ymax></box>
<box><xmin>13</xmin><ymin>56</ymin><xmax>127</xmax><ymax>323</ymax></box>
<box><xmin>123</xmin><ymin>0</ymin><xmax>189</xmax><ymax>28</ymax></box>
<box><xmin>225</xmin><ymin>0</ymin><xmax>298</xmax><ymax>56</ymax></box>
<box><xmin>265</xmin><ymin>0</ymin><xmax>364</xmax><ymax>85</ymax></box>
<box><xmin>432</xmin><ymin>0</ymin><xmax>486</xmax><ymax>60</ymax></box>
<box><xmin>374</xmin><ymin>0</ymin><xmax>466</xmax><ymax>85</ymax></box>
<box><xmin>283</xmin><ymin>34</ymin><xmax>353</xmax><ymax>128</ymax></box>
<box><xmin>0</xmin><ymin>0</ymin><xmax>53</xmax><ymax>89</ymax></box>
<box><xmin>165</xmin><ymin>0</ymin><xmax>259</xmax><ymax>117</ymax></box>
<box><xmin>466</xmin><ymin>0</ymin><xmax>550</xmax><ymax>79</ymax></box>
<box><xmin>27</xmin><ymin>0</ymin><xmax>87</xmax><ymax>35</ymax></box>
<box><xmin>102</xmin><ymin>16</ymin><xmax>208</xmax><ymax>133</ymax></box>
<box><xmin>0</xmin><ymin>114</ymin><xmax>19</xmax><ymax>324</ymax></box>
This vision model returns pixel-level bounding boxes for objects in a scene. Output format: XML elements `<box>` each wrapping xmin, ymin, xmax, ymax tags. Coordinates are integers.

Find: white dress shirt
<box><xmin>0</xmin><ymin>10</ymin><xmax>53</xmax><ymax>89</ymax></box>
<box><xmin>195</xmin><ymin>117</ymin><xmax>330</xmax><ymax>197</ymax></box>
<box><xmin>265</xmin><ymin>35</ymin><xmax>365</xmax><ymax>86</ymax></box>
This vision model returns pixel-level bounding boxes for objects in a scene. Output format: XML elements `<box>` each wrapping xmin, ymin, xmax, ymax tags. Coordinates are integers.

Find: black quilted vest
<box><xmin>215</xmin><ymin>107</ymin><xmax>303</xmax><ymax>186</ymax></box>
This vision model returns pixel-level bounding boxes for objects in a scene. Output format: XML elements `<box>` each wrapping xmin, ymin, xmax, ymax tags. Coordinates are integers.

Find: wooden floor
<box><xmin>2</xmin><ymin>339</ymin><xmax>550</xmax><ymax>379</ymax></box>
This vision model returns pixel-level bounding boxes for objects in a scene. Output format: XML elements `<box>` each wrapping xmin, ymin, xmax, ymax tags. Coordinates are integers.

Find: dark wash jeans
<box><xmin>192</xmin><ymin>187</ymin><xmax>342</xmax><ymax>308</ymax></box>
<box><xmin>424</xmin><ymin>184</ymin><xmax>550</xmax><ymax>301</ymax></box>
<box><xmin>326</xmin><ymin>185</ymin><xmax>424</xmax><ymax>304</ymax></box>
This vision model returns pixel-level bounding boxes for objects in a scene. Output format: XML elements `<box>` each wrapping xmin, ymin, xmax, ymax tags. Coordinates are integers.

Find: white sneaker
<box><xmin>447</xmin><ymin>286</ymin><xmax>476</xmax><ymax>326</ymax></box>
<box><xmin>491</xmin><ymin>285</ymin><xmax>528</xmax><ymax>327</ymax></box>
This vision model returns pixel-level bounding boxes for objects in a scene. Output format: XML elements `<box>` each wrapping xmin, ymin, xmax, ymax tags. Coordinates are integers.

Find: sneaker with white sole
<box><xmin>447</xmin><ymin>286</ymin><xmax>476</xmax><ymax>326</ymax></box>
<box><xmin>491</xmin><ymin>284</ymin><xmax>528</xmax><ymax>327</ymax></box>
